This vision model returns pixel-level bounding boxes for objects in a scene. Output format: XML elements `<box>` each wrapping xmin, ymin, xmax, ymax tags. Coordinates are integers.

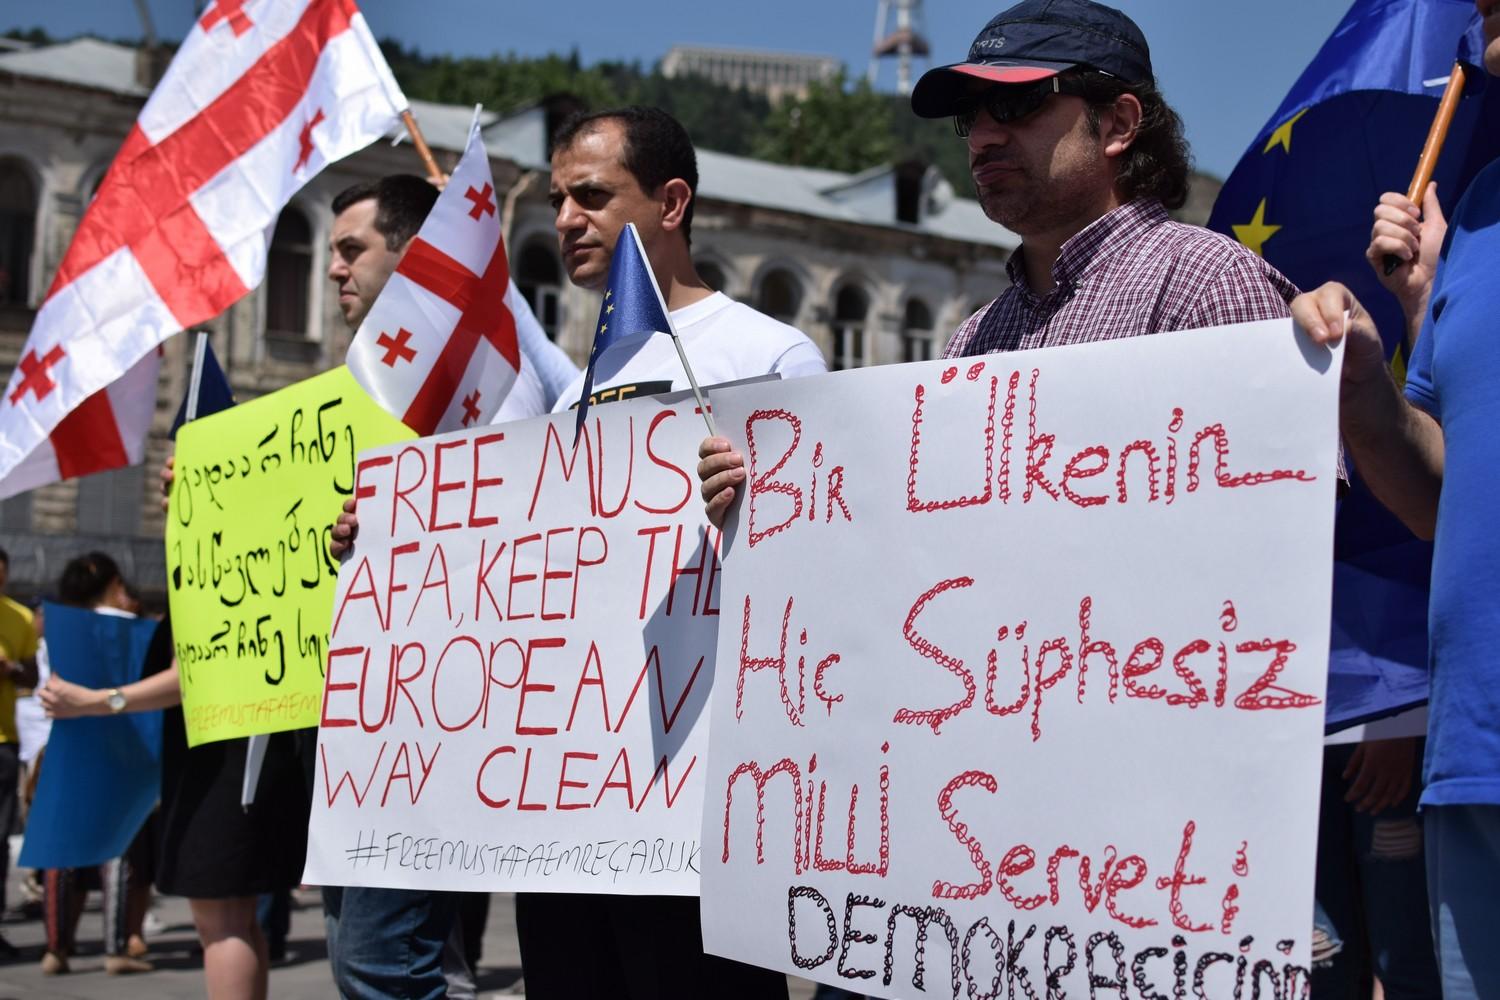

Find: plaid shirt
<box><xmin>945</xmin><ymin>198</ymin><xmax>1299</xmax><ymax>358</ymax></box>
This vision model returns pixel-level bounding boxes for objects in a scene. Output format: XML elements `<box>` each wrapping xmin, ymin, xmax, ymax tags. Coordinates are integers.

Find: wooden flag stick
<box><xmin>400</xmin><ymin>108</ymin><xmax>445</xmax><ymax>185</ymax></box>
<box><xmin>1384</xmin><ymin>61</ymin><xmax>1467</xmax><ymax>275</ymax></box>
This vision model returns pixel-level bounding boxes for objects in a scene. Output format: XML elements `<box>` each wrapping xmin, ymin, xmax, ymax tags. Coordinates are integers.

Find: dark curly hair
<box><xmin>1074</xmin><ymin>70</ymin><xmax>1192</xmax><ymax>211</ymax></box>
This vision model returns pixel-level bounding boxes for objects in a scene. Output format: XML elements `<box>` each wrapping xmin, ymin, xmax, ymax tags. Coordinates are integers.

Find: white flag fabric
<box><xmin>346</xmin><ymin>117</ymin><xmax>527</xmax><ymax>435</ymax></box>
<box><xmin>0</xmin><ymin>0</ymin><xmax>406</xmax><ymax>498</ymax></box>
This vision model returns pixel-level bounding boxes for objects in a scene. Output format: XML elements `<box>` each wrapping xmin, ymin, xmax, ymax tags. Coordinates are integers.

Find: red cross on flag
<box><xmin>0</xmin><ymin>0</ymin><xmax>407</xmax><ymax>499</ymax></box>
<box><xmin>346</xmin><ymin>117</ymin><xmax>532</xmax><ymax>435</ymax></box>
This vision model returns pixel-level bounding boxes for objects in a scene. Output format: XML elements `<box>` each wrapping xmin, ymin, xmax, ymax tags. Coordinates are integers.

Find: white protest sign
<box><xmin>700</xmin><ymin>319</ymin><xmax>1340</xmax><ymax>999</ymax></box>
<box><xmin>304</xmin><ymin>390</ymin><xmax>719</xmax><ymax>894</ymax></box>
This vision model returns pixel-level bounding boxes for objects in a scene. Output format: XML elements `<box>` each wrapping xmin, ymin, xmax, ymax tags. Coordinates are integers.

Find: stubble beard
<box><xmin>977</xmin><ymin>180</ymin><xmax>1074</xmax><ymax>240</ymax></box>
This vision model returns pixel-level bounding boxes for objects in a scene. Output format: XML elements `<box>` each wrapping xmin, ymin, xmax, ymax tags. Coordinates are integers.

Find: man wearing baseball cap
<box><xmin>912</xmin><ymin>0</ymin><xmax>1300</xmax><ymax>357</ymax></box>
<box><xmin>698</xmin><ymin>0</ymin><xmax>1300</xmax><ymax>522</ymax></box>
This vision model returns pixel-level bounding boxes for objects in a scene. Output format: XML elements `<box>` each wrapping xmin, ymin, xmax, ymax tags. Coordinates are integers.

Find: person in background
<box><xmin>0</xmin><ymin>546</ymin><xmax>38</xmax><ymax>959</ymax></box>
<box><xmin>35</xmin><ymin>553</ymin><xmax>153</xmax><ymax>976</ymax></box>
<box><xmin>42</xmin><ymin>553</ymin><xmax>298</xmax><ymax>999</ymax></box>
<box><xmin>14</xmin><ymin>601</ymin><xmax>49</xmax><ymax>918</ymax></box>
<box><xmin>1290</xmin><ymin>3</ymin><xmax>1500</xmax><ymax>993</ymax></box>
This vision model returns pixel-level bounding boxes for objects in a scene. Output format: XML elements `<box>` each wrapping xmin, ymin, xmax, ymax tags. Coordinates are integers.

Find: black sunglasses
<box><xmin>953</xmin><ymin>75</ymin><xmax>1091</xmax><ymax>137</ymax></box>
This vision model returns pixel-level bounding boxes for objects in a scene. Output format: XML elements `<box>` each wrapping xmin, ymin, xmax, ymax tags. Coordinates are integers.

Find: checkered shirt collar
<box><xmin>1003</xmin><ymin>197</ymin><xmax>1173</xmax><ymax>297</ymax></box>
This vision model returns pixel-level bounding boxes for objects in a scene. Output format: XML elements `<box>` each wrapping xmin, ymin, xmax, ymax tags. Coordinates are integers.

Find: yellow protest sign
<box><xmin>165</xmin><ymin>366</ymin><xmax>414</xmax><ymax>746</ymax></box>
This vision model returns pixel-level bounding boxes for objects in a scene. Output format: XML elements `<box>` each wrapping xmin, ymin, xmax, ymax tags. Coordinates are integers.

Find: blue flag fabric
<box><xmin>1208</xmin><ymin>0</ymin><xmax>1500</xmax><ymax>732</ymax></box>
<box><xmin>19</xmin><ymin>605</ymin><xmax>163</xmax><ymax>870</ymax></box>
<box><xmin>573</xmin><ymin>223</ymin><xmax>673</xmax><ymax>444</ymax></box>
<box><xmin>170</xmin><ymin>334</ymin><xmax>235</xmax><ymax>437</ymax></box>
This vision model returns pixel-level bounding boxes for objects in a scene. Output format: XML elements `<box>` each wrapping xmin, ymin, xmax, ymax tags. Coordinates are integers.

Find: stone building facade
<box><xmin>659</xmin><ymin>45</ymin><xmax>841</xmax><ymax>102</ymax></box>
<box><xmin>0</xmin><ymin>36</ymin><xmax>1026</xmax><ymax>602</ymax></box>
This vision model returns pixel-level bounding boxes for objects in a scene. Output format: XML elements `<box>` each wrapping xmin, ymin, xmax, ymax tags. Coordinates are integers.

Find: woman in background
<box><xmin>35</xmin><ymin>553</ymin><xmax>153</xmax><ymax>976</ymax></box>
<box><xmin>41</xmin><ymin>553</ymin><xmax>312</xmax><ymax>1000</ymax></box>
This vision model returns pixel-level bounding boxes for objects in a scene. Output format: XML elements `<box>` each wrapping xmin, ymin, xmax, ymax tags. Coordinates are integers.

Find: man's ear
<box><xmin>659</xmin><ymin>178</ymin><xmax>693</xmax><ymax>233</ymax></box>
<box><xmin>1100</xmin><ymin>92</ymin><xmax>1144</xmax><ymax>160</ymax></box>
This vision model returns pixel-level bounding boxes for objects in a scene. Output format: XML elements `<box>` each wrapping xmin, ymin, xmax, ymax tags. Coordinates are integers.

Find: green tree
<box><xmin>885</xmin><ymin>95</ymin><xmax>975</xmax><ymax>192</ymax></box>
<box><xmin>374</xmin><ymin>43</ymin><xmax>977</xmax><ymax>188</ymax></box>
<box><xmin>629</xmin><ymin>71</ymin><xmax>770</xmax><ymax>157</ymax></box>
<box><xmin>4</xmin><ymin>27</ymin><xmax>54</xmax><ymax>45</ymax></box>
<box><xmin>752</xmin><ymin>72</ymin><xmax>894</xmax><ymax>173</ymax></box>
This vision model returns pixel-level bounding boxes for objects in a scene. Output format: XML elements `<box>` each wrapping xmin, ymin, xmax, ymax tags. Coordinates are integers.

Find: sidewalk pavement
<box><xmin>0</xmin><ymin>853</ymin><xmax>822</xmax><ymax>998</ymax></box>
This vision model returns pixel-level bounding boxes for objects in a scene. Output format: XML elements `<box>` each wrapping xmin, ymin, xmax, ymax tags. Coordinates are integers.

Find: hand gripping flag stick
<box><xmin>1383</xmin><ymin>62</ymin><xmax>1468</xmax><ymax>276</ymax></box>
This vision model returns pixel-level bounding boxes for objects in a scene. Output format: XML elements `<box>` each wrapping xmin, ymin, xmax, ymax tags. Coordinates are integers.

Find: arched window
<box><xmin>831</xmin><ymin>284</ymin><xmax>869</xmax><ymax>372</ymax></box>
<box><xmin>902</xmin><ymin>297</ymin><xmax>935</xmax><ymax>363</ymax></box>
<box><xmin>756</xmin><ymin>268</ymin><xmax>802</xmax><ymax>325</ymax></box>
<box><xmin>265</xmin><ymin>207</ymin><xmax>313</xmax><ymax>352</ymax></box>
<box><xmin>0</xmin><ymin>159</ymin><xmax>37</xmax><ymax>307</ymax></box>
<box><xmin>515</xmin><ymin>241</ymin><xmax>562</xmax><ymax>340</ymax></box>
<box><xmin>696</xmin><ymin>260</ymin><xmax>727</xmax><ymax>294</ymax></box>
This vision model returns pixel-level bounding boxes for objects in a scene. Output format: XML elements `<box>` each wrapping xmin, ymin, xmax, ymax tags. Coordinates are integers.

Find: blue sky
<box><xmin>2</xmin><ymin>0</ymin><xmax>1355</xmax><ymax>178</ymax></box>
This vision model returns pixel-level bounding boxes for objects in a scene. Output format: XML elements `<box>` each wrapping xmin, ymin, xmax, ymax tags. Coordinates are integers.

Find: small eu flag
<box><xmin>573</xmin><ymin>223</ymin><xmax>674</xmax><ymax>445</ymax></box>
<box><xmin>170</xmin><ymin>332</ymin><xmax>235</xmax><ymax>436</ymax></box>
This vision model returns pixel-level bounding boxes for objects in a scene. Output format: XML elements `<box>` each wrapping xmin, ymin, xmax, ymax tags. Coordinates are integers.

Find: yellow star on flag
<box><xmin>604</xmin><ymin>289</ymin><xmax>612</xmax><ymax>300</ymax></box>
<box><xmin>606</xmin><ymin>303</ymin><xmax>615</xmax><ymax>314</ymax></box>
<box><xmin>599</xmin><ymin>323</ymin><xmax>607</xmax><ymax>334</ymax></box>
<box><xmin>1262</xmin><ymin>108</ymin><xmax>1309</xmax><ymax>155</ymax></box>
<box><xmin>1232</xmin><ymin>198</ymin><xmax>1281</xmax><ymax>257</ymax></box>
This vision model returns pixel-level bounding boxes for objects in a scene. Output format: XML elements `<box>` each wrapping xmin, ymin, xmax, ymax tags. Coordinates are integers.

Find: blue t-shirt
<box><xmin>1404</xmin><ymin>158</ymin><xmax>1500</xmax><ymax>806</ymax></box>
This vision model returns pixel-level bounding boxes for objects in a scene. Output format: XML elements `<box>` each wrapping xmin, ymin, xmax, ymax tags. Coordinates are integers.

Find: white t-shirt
<box><xmin>495</xmin><ymin>327</ymin><xmax>582</xmax><ymax>422</ymax></box>
<box><xmin>550</xmin><ymin>292</ymin><xmax>827</xmax><ymax>413</ymax></box>
<box><xmin>16</xmin><ymin>640</ymin><xmax>49</xmax><ymax>763</ymax></box>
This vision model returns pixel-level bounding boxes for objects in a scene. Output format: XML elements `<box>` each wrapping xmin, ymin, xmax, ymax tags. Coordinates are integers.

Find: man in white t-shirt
<box><xmin>331</xmin><ymin>108</ymin><xmax>825</xmax><ymax>998</ymax></box>
<box><xmin>519</xmin><ymin>105</ymin><xmax>825</xmax><ymax>1000</ymax></box>
<box><xmin>545</xmin><ymin>107</ymin><xmax>823</xmax><ymax>412</ymax></box>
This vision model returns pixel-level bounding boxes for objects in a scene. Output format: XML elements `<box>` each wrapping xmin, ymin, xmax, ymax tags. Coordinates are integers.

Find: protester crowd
<box><xmin>0</xmin><ymin>0</ymin><xmax>1495</xmax><ymax>997</ymax></box>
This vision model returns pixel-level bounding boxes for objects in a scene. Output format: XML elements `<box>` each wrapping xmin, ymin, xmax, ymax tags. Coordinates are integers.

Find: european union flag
<box><xmin>170</xmin><ymin>332</ymin><xmax>235</xmax><ymax>435</ymax></box>
<box><xmin>573</xmin><ymin>222</ymin><xmax>673</xmax><ymax>445</ymax></box>
<box><xmin>1209</xmin><ymin>0</ymin><xmax>1500</xmax><ymax>732</ymax></box>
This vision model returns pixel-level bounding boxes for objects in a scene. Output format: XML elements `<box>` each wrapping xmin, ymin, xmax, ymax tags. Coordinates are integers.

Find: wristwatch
<box><xmin>106</xmin><ymin>688</ymin><xmax>127</xmax><ymax>714</ymax></box>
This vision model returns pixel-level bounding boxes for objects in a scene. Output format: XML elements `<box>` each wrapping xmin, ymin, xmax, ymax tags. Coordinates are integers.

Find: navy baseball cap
<box><xmin>911</xmin><ymin>0</ymin><xmax>1153</xmax><ymax>118</ymax></box>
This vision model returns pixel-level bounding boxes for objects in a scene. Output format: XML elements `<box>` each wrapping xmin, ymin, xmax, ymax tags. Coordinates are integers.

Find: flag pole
<box><xmin>1383</xmin><ymin>61</ymin><xmax>1467</xmax><ymax>275</ymax></box>
<box><xmin>399</xmin><ymin>108</ymin><xmax>446</xmax><ymax>186</ymax></box>
<box><xmin>184</xmin><ymin>331</ymin><xmax>209</xmax><ymax>422</ymax></box>
<box><xmin>627</xmin><ymin>225</ymin><xmax>718</xmax><ymax>437</ymax></box>
<box><xmin>181</xmin><ymin>331</ymin><xmax>269</xmax><ymax>809</ymax></box>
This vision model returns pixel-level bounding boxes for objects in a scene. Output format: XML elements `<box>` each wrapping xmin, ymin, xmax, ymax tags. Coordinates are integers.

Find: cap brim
<box><xmin>911</xmin><ymin>60</ymin><xmax>1077</xmax><ymax>118</ymax></box>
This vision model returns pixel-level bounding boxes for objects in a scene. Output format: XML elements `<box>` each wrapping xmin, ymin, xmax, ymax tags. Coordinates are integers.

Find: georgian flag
<box><xmin>0</xmin><ymin>0</ymin><xmax>406</xmax><ymax>499</ymax></box>
<box><xmin>346</xmin><ymin>117</ymin><xmax>528</xmax><ymax>435</ymax></box>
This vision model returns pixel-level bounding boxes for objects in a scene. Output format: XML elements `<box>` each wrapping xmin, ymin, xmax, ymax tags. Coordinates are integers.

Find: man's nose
<box><xmin>554</xmin><ymin>198</ymin><xmax>584</xmax><ymax>234</ymax></box>
<box><xmin>967</xmin><ymin>109</ymin><xmax>1013</xmax><ymax>151</ymax></box>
